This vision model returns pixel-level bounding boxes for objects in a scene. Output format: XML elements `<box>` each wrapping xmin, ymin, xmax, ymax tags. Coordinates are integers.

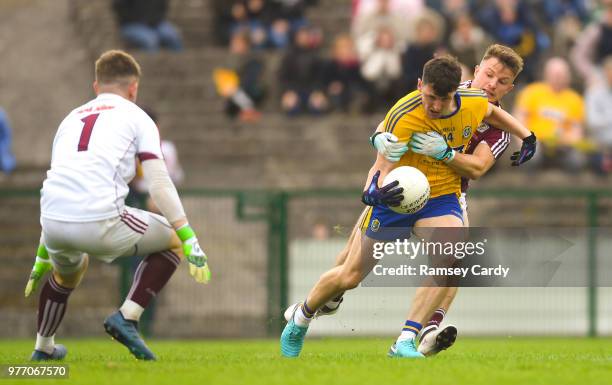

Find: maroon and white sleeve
<box><xmin>482</xmin><ymin>128</ymin><xmax>511</xmax><ymax>159</ymax></box>
<box><xmin>135</xmin><ymin>110</ymin><xmax>164</xmax><ymax>162</ymax></box>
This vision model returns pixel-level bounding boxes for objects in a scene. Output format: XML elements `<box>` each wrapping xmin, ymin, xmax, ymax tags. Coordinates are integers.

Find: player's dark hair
<box><xmin>421</xmin><ymin>55</ymin><xmax>462</xmax><ymax>96</ymax></box>
<box><xmin>482</xmin><ymin>44</ymin><xmax>524</xmax><ymax>77</ymax></box>
<box><xmin>95</xmin><ymin>50</ymin><xmax>141</xmax><ymax>85</ymax></box>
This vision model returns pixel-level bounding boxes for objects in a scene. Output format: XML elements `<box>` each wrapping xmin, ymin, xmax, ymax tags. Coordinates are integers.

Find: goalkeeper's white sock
<box><xmin>120</xmin><ymin>299</ymin><xmax>144</xmax><ymax>322</ymax></box>
<box><xmin>293</xmin><ymin>301</ymin><xmax>314</xmax><ymax>327</ymax></box>
<box><xmin>35</xmin><ymin>334</ymin><xmax>55</xmax><ymax>355</ymax></box>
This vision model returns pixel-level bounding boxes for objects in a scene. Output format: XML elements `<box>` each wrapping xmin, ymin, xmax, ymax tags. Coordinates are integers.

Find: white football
<box><xmin>383</xmin><ymin>166</ymin><xmax>430</xmax><ymax>215</ymax></box>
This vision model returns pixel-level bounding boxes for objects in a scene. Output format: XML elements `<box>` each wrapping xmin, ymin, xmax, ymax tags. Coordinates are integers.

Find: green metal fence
<box><xmin>236</xmin><ymin>188</ymin><xmax>612</xmax><ymax>337</ymax></box>
<box><xmin>1</xmin><ymin>188</ymin><xmax>611</xmax><ymax>338</ymax></box>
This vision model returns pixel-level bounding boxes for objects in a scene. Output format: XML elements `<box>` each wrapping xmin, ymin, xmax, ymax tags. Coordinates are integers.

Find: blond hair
<box><xmin>482</xmin><ymin>44</ymin><xmax>524</xmax><ymax>77</ymax></box>
<box><xmin>95</xmin><ymin>50</ymin><xmax>141</xmax><ymax>85</ymax></box>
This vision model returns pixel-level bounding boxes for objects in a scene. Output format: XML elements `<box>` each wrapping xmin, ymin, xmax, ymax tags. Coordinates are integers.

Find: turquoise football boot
<box><xmin>280</xmin><ymin>304</ymin><xmax>309</xmax><ymax>358</ymax></box>
<box><xmin>104</xmin><ymin>311</ymin><xmax>156</xmax><ymax>361</ymax></box>
<box><xmin>388</xmin><ymin>339</ymin><xmax>425</xmax><ymax>358</ymax></box>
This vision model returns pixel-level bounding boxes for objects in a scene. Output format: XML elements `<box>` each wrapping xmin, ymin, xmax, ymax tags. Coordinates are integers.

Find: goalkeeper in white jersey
<box><xmin>25</xmin><ymin>50</ymin><xmax>210</xmax><ymax>361</ymax></box>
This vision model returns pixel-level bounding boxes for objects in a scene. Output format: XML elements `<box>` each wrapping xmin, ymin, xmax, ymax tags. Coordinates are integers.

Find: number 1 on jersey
<box><xmin>78</xmin><ymin>113</ymin><xmax>99</xmax><ymax>151</ymax></box>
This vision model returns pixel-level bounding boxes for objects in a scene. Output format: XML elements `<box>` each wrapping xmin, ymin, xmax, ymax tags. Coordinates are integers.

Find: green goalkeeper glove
<box><xmin>370</xmin><ymin>132</ymin><xmax>409</xmax><ymax>162</ymax></box>
<box><xmin>410</xmin><ymin>131</ymin><xmax>455</xmax><ymax>163</ymax></box>
<box><xmin>24</xmin><ymin>244</ymin><xmax>53</xmax><ymax>298</ymax></box>
<box><xmin>176</xmin><ymin>224</ymin><xmax>211</xmax><ymax>284</ymax></box>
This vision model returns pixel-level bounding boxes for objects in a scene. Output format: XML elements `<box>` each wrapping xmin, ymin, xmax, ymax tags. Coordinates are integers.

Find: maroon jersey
<box><xmin>459</xmin><ymin>81</ymin><xmax>511</xmax><ymax>193</ymax></box>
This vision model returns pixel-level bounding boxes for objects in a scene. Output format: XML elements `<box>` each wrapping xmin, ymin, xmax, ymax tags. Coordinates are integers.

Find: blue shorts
<box><xmin>362</xmin><ymin>193</ymin><xmax>463</xmax><ymax>240</ymax></box>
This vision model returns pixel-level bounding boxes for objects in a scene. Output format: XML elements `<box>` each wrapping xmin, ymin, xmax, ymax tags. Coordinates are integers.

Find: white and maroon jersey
<box><xmin>459</xmin><ymin>80</ymin><xmax>511</xmax><ymax>193</ymax></box>
<box><xmin>41</xmin><ymin>93</ymin><xmax>163</xmax><ymax>222</ymax></box>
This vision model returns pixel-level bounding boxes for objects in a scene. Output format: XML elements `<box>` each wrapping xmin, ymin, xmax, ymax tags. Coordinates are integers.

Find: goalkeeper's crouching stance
<box><xmin>25</xmin><ymin>49</ymin><xmax>211</xmax><ymax>362</ymax></box>
<box><xmin>27</xmin><ymin>158</ymin><xmax>210</xmax><ymax>362</ymax></box>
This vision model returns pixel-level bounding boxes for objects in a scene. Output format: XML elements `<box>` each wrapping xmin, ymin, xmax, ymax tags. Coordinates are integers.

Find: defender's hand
<box><xmin>410</xmin><ymin>131</ymin><xmax>455</xmax><ymax>162</ymax></box>
<box><xmin>370</xmin><ymin>132</ymin><xmax>409</xmax><ymax>162</ymax></box>
<box><xmin>361</xmin><ymin>170</ymin><xmax>404</xmax><ymax>207</ymax></box>
<box><xmin>511</xmin><ymin>132</ymin><xmax>537</xmax><ymax>166</ymax></box>
<box><xmin>25</xmin><ymin>244</ymin><xmax>52</xmax><ymax>298</ymax></box>
<box><xmin>177</xmin><ymin>225</ymin><xmax>211</xmax><ymax>284</ymax></box>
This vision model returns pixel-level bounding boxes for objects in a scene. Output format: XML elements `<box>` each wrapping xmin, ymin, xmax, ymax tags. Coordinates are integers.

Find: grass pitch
<box><xmin>1</xmin><ymin>338</ymin><xmax>611</xmax><ymax>385</ymax></box>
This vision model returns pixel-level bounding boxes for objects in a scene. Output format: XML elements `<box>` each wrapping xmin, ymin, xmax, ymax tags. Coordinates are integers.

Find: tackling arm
<box><xmin>484</xmin><ymin>103</ymin><xmax>531</xmax><ymax>139</ymax></box>
<box><xmin>446</xmin><ymin>143</ymin><xmax>496</xmax><ymax>180</ymax></box>
<box><xmin>484</xmin><ymin>103</ymin><xmax>537</xmax><ymax>166</ymax></box>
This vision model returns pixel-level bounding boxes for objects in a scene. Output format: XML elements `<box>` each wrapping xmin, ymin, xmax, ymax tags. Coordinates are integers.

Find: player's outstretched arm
<box><xmin>484</xmin><ymin>104</ymin><xmax>537</xmax><ymax>166</ymax></box>
<box><xmin>24</xmin><ymin>241</ymin><xmax>52</xmax><ymax>297</ymax></box>
<box><xmin>484</xmin><ymin>103</ymin><xmax>531</xmax><ymax>139</ymax></box>
<box><xmin>141</xmin><ymin>159</ymin><xmax>211</xmax><ymax>284</ymax></box>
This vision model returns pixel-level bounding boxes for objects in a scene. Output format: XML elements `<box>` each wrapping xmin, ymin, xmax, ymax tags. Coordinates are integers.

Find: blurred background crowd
<box><xmin>2</xmin><ymin>0</ymin><xmax>612</xmax><ymax>179</ymax></box>
<box><xmin>202</xmin><ymin>0</ymin><xmax>612</xmax><ymax>175</ymax></box>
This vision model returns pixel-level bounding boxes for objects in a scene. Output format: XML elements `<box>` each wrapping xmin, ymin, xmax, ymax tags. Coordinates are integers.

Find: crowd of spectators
<box><xmin>212</xmin><ymin>0</ymin><xmax>319</xmax><ymax>49</ymax></box>
<box><xmin>113</xmin><ymin>0</ymin><xmax>184</xmax><ymax>52</ymax></box>
<box><xmin>109</xmin><ymin>0</ymin><xmax>612</xmax><ymax>175</ymax></box>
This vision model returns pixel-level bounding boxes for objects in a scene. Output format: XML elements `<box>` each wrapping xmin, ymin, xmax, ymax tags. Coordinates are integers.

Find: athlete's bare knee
<box><xmin>54</xmin><ymin>255</ymin><xmax>89</xmax><ymax>289</ymax></box>
<box><xmin>337</xmin><ymin>246</ymin><xmax>371</xmax><ymax>290</ymax></box>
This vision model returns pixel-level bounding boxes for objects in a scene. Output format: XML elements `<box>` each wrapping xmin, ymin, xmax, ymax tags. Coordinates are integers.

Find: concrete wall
<box><xmin>0</xmin><ymin>0</ymin><xmax>92</xmax><ymax>169</ymax></box>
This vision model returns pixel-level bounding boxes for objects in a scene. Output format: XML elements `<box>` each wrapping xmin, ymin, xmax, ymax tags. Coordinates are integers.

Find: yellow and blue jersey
<box><xmin>383</xmin><ymin>88</ymin><xmax>489</xmax><ymax>198</ymax></box>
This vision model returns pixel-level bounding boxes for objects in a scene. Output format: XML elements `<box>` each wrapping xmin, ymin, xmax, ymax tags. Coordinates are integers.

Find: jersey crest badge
<box><xmin>371</xmin><ymin>219</ymin><xmax>380</xmax><ymax>232</ymax></box>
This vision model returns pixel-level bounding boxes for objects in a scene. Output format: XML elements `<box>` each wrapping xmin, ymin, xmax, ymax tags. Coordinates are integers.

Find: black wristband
<box><xmin>369</xmin><ymin>132</ymin><xmax>383</xmax><ymax>148</ymax></box>
<box><xmin>523</xmin><ymin>131</ymin><xmax>536</xmax><ymax>144</ymax></box>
